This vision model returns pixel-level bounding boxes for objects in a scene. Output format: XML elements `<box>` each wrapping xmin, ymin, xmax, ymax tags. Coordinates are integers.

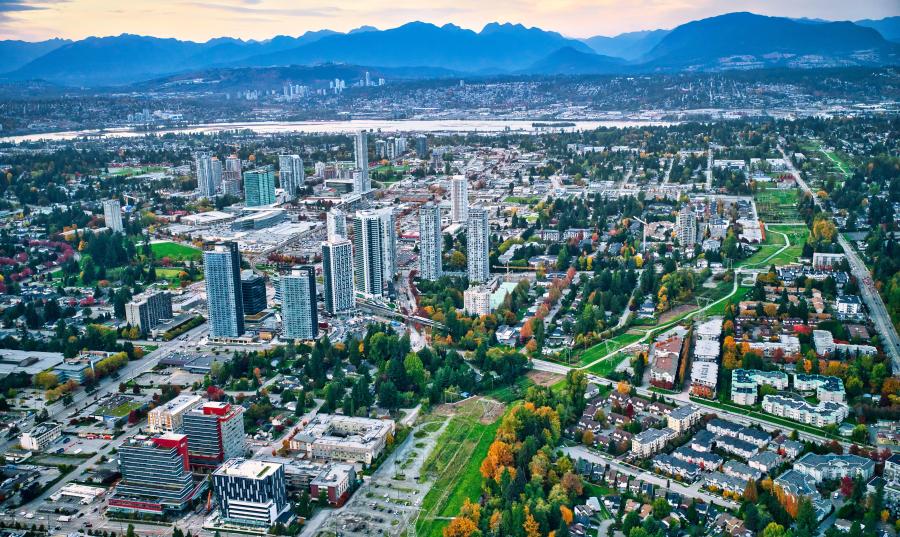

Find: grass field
<box><xmin>578</xmin><ymin>332</ymin><xmax>644</xmax><ymax>365</ymax></box>
<box><xmin>505</xmin><ymin>196</ymin><xmax>542</xmax><ymax>205</ymax></box>
<box><xmin>704</xmin><ymin>286</ymin><xmax>750</xmax><ymax>316</ymax></box>
<box><xmin>586</xmin><ymin>352</ymin><xmax>630</xmax><ymax>377</ymax></box>
<box><xmin>150</xmin><ymin>241</ymin><xmax>202</xmax><ymax>262</ymax></box>
<box><xmin>417</xmin><ymin>401</ymin><xmax>504</xmax><ymax>537</ymax></box>
<box><xmin>486</xmin><ymin>376</ymin><xmax>534</xmax><ymax>403</ymax></box>
<box><xmin>737</xmin><ymin>224</ymin><xmax>808</xmax><ymax>268</ymax></box>
<box><xmin>755</xmin><ymin>185</ymin><xmax>799</xmax><ymax>222</ymax></box>
<box><xmin>96</xmin><ymin>400</ymin><xmax>142</xmax><ymax>418</ymax></box>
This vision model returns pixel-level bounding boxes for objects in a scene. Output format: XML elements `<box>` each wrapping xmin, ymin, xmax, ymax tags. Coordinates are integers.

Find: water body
<box><xmin>2</xmin><ymin>118</ymin><xmax>673</xmax><ymax>144</ymax></box>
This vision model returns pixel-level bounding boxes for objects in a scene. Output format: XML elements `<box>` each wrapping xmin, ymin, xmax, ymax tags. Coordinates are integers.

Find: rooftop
<box><xmin>216</xmin><ymin>458</ymin><xmax>281</xmax><ymax>480</ymax></box>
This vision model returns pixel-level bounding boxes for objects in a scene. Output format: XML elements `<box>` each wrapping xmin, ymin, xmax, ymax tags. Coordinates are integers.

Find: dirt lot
<box><xmin>657</xmin><ymin>304</ymin><xmax>696</xmax><ymax>324</ymax></box>
<box><xmin>526</xmin><ymin>369</ymin><xmax>564</xmax><ymax>387</ymax></box>
<box><xmin>433</xmin><ymin>396</ymin><xmax>505</xmax><ymax>424</ymax></box>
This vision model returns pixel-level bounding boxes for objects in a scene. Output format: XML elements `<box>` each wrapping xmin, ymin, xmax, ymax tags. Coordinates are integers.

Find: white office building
<box><xmin>373</xmin><ymin>207</ymin><xmax>397</xmax><ymax>283</ymax></box>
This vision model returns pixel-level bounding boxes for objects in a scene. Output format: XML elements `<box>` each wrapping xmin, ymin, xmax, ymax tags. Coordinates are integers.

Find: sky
<box><xmin>1</xmin><ymin>0</ymin><xmax>898</xmax><ymax>42</ymax></box>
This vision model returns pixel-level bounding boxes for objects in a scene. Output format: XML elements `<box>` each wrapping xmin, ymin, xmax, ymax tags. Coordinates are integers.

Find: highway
<box><xmin>778</xmin><ymin>146</ymin><xmax>900</xmax><ymax>371</ymax></box>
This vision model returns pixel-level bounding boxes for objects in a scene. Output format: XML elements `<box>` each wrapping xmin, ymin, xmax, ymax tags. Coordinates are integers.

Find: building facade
<box><xmin>20</xmin><ymin>421</ymin><xmax>62</xmax><ymax>451</ymax></box>
<box><xmin>125</xmin><ymin>289</ymin><xmax>172</xmax><ymax>334</ymax></box>
<box><xmin>196</xmin><ymin>154</ymin><xmax>223</xmax><ymax>198</ymax></box>
<box><xmin>182</xmin><ymin>402</ymin><xmax>246</xmax><ymax>470</ymax></box>
<box><xmin>451</xmin><ymin>176</ymin><xmax>468</xmax><ymax>223</ymax></box>
<box><xmin>326</xmin><ymin>209</ymin><xmax>347</xmax><ymax>241</ymax></box>
<box><xmin>278</xmin><ymin>154</ymin><xmax>304</xmax><ymax>199</ymax></box>
<box><xmin>240</xmin><ymin>270</ymin><xmax>267</xmax><ymax>316</ymax></box>
<box><xmin>353</xmin><ymin>131</ymin><xmax>370</xmax><ymax>193</ymax></box>
<box><xmin>102</xmin><ymin>199</ymin><xmax>123</xmax><ymax>233</ymax></box>
<box><xmin>213</xmin><ymin>459</ymin><xmax>290</xmax><ymax>528</ymax></box>
<box><xmin>418</xmin><ymin>202</ymin><xmax>443</xmax><ymax>281</ymax></box>
<box><xmin>466</xmin><ymin>205</ymin><xmax>490</xmax><ymax>284</ymax></box>
<box><xmin>147</xmin><ymin>393</ymin><xmax>203</xmax><ymax>433</ymax></box>
<box><xmin>353</xmin><ymin>212</ymin><xmax>384</xmax><ymax>297</ymax></box>
<box><xmin>463</xmin><ymin>285</ymin><xmax>492</xmax><ymax>317</ymax></box>
<box><xmin>676</xmin><ymin>206</ymin><xmax>697</xmax><ymax>248</ymax></box>
<box><xmin>281</xmin><ymin>266</ymin><xmax>318</xmax><ymax>340</ymax></box>
<box><xmin>244</xmin><ymin>169</ymin><xmax>276</xmax><ymax>206</ymax></box>
<box><xmin>109</xmin><ymin>433</ymin><xmax>203</xmax><ymax>515</ymax></box>
<box><xmin>322</xmin><ymin>239</ymin><xmax>354</xmax><ymax>315</ymax></box>
<box><xmin>204</xmin><ymin>242</ymin><xmax>245</xmax><ymax>338</ymax></box>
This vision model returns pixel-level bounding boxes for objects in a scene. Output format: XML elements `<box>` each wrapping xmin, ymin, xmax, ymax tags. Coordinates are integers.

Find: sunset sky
<box><xmin>2</xmin><ymin>0</ymin><xmax>898</xmax><ymax>42</ymax></box>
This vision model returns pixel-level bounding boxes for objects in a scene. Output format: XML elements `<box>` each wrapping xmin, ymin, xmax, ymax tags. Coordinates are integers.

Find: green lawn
<box><xmin>417</xmin><ymin>405</ymin><xmax>504</xmax><ymax>537</ymax></box>
<box><xmin>586</xmin><ymin>352</ymin><xmax>630</xmax><ymax>377</ymax></box>
<box><xmin>704</xmin><ymin>286</ymin><xmax>750</xmax><ymax>316</ymax></box>
<box><xmin>96</xmin><ymin>400</ymin><xmax>142</xmax><ymax>418</ymax></box>
<box><xmin>150</xmin><ymin>241</ymin><xmax>202</xmax><ymax>262</ymax></box>
<box><xmin>578</xmin><ymin>332</ymin><xmax>644</xmax><ymax>365</ymax></box>
<box><xmin>505</xmin><ymin>196</ymin><xmax>542</xmax><ymax>205</ymax></box>
<box><xmin>486</xmin><ymin>376</ymin><xmax>534</xmax><ymax>403</ymax></box>
<box><xmin>737</xmin><ymin>224</ymin><xmax>808</xmax><ymax>268</ymax></box>
<box><xmin>755</xmin><ymin>186</ymin><xmax>799</xmax><ymax>223</ymax></box>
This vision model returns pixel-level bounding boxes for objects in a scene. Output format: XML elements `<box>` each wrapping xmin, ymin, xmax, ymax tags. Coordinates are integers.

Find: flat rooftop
<box><xmin>216</xmin><ymin>458</ymin><xmax>281</xmax><ymax>480</ymax></box>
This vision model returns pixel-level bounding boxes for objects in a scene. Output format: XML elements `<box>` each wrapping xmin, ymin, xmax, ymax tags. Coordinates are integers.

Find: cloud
<box><xmin>0</xmin><ymin>0</ymin><xmax>64</xmax><ymax>11</ymax></box>
<box><xmin>181</xmin><ymin>1</ymin><xmax>342</xmax><ymax>17</ymax></box>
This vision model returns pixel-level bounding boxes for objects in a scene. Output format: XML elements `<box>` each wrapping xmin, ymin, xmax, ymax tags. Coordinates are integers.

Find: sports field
<box><xmin>150</xmin><ymin>241</ymin><xmax>202</xmax><ymax>261</ymax></box>
<box><xmin>96</xmin><ymin>400</ymin><xmax>142</xmax><ymax>418</ymax></box>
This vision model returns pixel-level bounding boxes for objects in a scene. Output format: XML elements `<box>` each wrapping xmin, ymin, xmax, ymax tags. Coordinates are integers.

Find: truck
<box><xmin>58</xmin><ymin>516</ymin><xmax>71</xmax><ymax>523</ymax></box>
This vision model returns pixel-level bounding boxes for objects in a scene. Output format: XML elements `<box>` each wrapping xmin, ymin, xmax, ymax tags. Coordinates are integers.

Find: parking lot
<box><xmin>312</xmin><ymin>417</ymin><xmax>449</xmax><ymax>537</ymax></box>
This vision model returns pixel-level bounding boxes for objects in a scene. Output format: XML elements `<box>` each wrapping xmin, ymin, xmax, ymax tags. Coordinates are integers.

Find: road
<box><xmin>562</xmin><ymin>445</ymin><xmax>740</xmax><ymax>511</ymax></box>
<box><xmin>12</xmin><ymin>322</ymin><xmax>212</xmax><ymax>509</ymax></box>
<box><xmin>779</xmin><ymin>146</ymin><xmax>900</xmax><ymax>370</ymax></box>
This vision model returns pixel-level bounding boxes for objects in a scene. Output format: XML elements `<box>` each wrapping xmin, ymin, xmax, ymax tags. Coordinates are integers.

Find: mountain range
<box><xmin>1</xmin><ymin>12</ymin><xmax>898</xmax><ymax>87</ymax></box>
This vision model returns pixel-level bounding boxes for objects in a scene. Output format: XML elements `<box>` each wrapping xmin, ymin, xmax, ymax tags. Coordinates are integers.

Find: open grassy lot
<box><xmin>578</xmin><ymin>332</ymin><xmax>644</xmax><ymax>365</ymax></box>
<box><xmin>417</xmin><ymin>399</ymin><xmax>505</xmax><ymax>537</ymax></box>
<box><xmin>737</xmin><ymin>224</ymin><xmax>808</xmax><ymax>268</ymax></box>
<box><xmin>486</xmin><ymin>376</ymin><xmax>534</xmax><ymax>403</ymax></box>
<box><xmin>586</xmin><ymin>352</ymin><xmax>630</xmax><ymax>377</ymax></box>
<box><xmin>96</xmin><ymin>400</ymin><xmax>142</xmax><ymax>418</ymax></box>
<box><xmin>755</xmin><ymin>185</ymin><xmax>799</xmax><ymax>222</ymax></box>
<box><xmin>704</xmin><ymin>286</ymin><xmax>750</xmax><ymax>316</ymax></box>
<box><xmin>505</xmin><ymin>195</ymin><xmax>542</xmax><ymax>205</ymax></box>
<box><xmin>150</xmin><ymin>241</ymin><xmax>202</xmax><ymax>261</ymax></box>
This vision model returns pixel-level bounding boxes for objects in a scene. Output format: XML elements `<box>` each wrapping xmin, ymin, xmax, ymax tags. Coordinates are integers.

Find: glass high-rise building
<box><xmin>373</xmin><ymin>207</ymin><xmax>397</xmax><ymax>283</ymax></box>
<box><xmin>467</xmin><ymin>205</ymin><xmax>490</xmax><ymax>284</ymax></box>
<box><xmin>196</xmin><ymin>154</ymin><xmax>222</xmax><ymax>198</ymax></box>
<box><xmin>322</xmin><ymin>239</ymin><xmax>354</xmax><ymax>314</ymax></box>
<box><xmin>204</xmin><ymin>242</ymin><xmax>245</xmax><ymax>338</ymax></box>
<box><xmin>451</xmin><ymin>176</ymin><xmax>468</xmax><ymax>224</ymax></box>
<box><xmin>353</xmin><ymin>130</ymin><xmax>370</xmax><ymax>193</ymax></box>
<box><xmin>278</xmin><ymin>154</ymin><xmax>304</xmax><ymax>199</ymax></box>
<box><xmin>182</xmin><ymin>402</ymin><xmax>246</xmax><ymax>471</ymax></box>
<box><xmin>353</xmin><ymin>211</ymin><xmax>383</xmax><ymax>297</ymax></box>
<box><xmin>108</xmin><ymin>433</ymin><xmax>204</xmax><ymax>515</ymax></box>
<box><xmin>102</xmin><ymin>199</ymin><xmax>123</xmax><ymax>232</ymax></box>
<box><xmin>240</xmin><ymin>270</ymin><xmax>267</xmax><ymax>315</ymax></box>
<box><xmin>281</xmin><ymin>266</ymin><xmax>318</xmax><ymax>340</ymax></box>
<box><xmin>418</xmin><ymin>203</ymin><xmax>442</xmax><ymax>281</ymax></box>
<box><xmin>244</xmin><ymin>168</ymin><xmax>276</xmax><ymax>206</ymax></box>
<box><xmin>326</xmin><ymin>209</ymin><xmax>347</xmax><ymax>241</ymax></box>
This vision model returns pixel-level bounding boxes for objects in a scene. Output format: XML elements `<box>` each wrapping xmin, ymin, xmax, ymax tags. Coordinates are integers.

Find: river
<box><xmin>1</xmin><ymin>118</ymin><xmax>674</xmax><ymax>143</ymax></box>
